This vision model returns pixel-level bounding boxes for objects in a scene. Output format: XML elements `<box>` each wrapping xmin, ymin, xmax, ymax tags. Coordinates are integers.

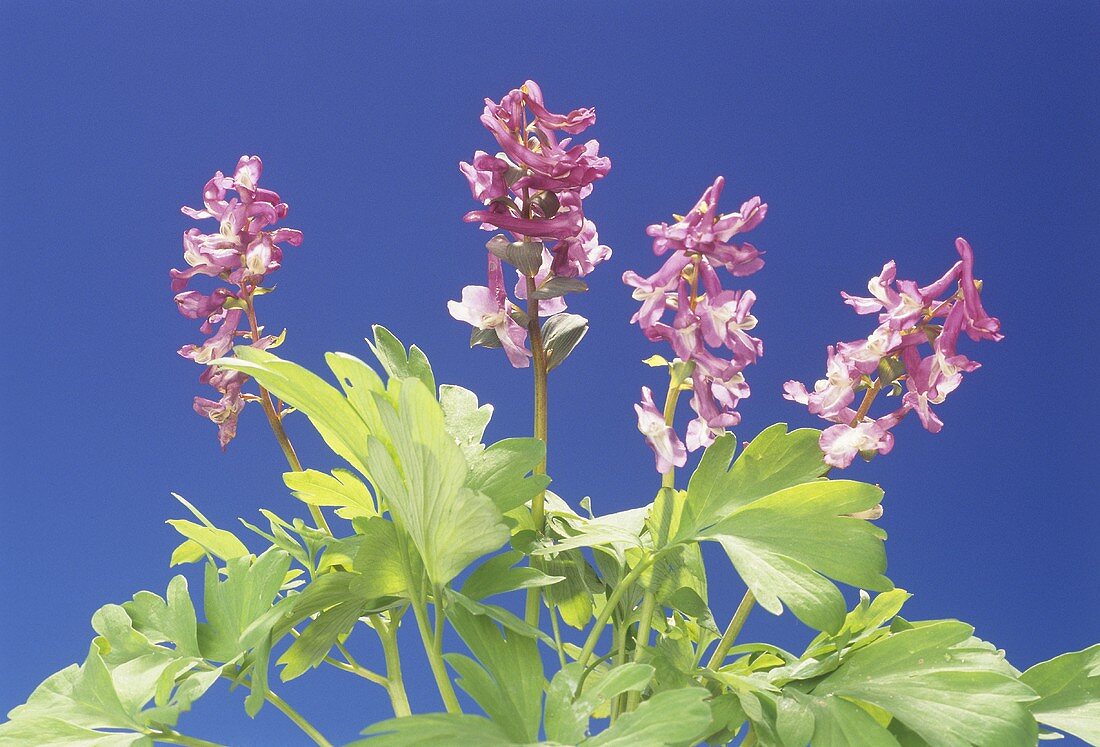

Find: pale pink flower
<box><xmin>448</xmin><ymin>255</ymin><xmax>530</xmax><ymax>368</ymax></box>
<box><xmin>635</xmin><ymin>386</ymin><xmax>687</xmax><ymax>474</ymax></box>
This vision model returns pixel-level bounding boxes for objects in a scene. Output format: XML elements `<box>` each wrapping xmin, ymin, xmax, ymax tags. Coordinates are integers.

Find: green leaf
<box><xmin>353</xmin><ymin>517</ymin><xmax>419</xmax><ymax>598</ymax></box>
<box><xmin>486</xmin><ymin>235</ymin><xmax>543</xmax><ymax>277</ymax></box>
<box><xmin>198</xmin><ymin>549</ymin><xmax>292</xmax><ymax>716</ymax></box>
<box><xmin>584</xmin><ymin>687</ymin><xmax>713</xmax><ymax>746</ymax></box>
<box><xmin>677</xmin><ymin>425</ymin><xmax>827</xmax><ymax>542</ymax></box>
<box><xmin>811</xmin><ymin>620</ymin><xmax>1039</xmax><ymax>746</ymax></box>
<box><xmin>366</xmin><ymin>325</ymin><xmax>436</xmax><ymax>394</ymax></box>
<box><xmin>439</xmin><ymin>384</ymin><xmax>494</xmax><ymax>458</ymax></box>
<box><xmin>541</xmin><ymin>549</ymin><xmax>600</xmax><ymax>629</ymax></box>
<box><xmin>165</xmin><ymin>520</ymin><xmax>249</xmax><ymax>565</ymax></box>
<box><xmin>544</xmin><ymin>662</ymin><xmax>656</xmax><ymax>744</ymax></box>
<box><xmin>542</xmin><ymin>313</ymin><xmax>589</xmax><ymax>371</ymax></box>
<box><xmin>461</xmin><ymin>550</ymin><xmax>563</xmax><ymax>601</ymax></box>
<box><xmin>446</xmin><ymin>590</ymin><xmax>555</xmax><ymax>648</ymax></box>
<box><xmin>465</xmin><ymin>438</ymin><xmax>550</xmax><ymax>514</ymax></box>
<box><xmin>444</xmin><ymin>605</ymin><xmax>544</xmax><ymax>743</ymax></box>
<box><xmin>122</xmin><ymin>576</ymin><xmax>201</xmax><ymax>659</ymax></box>
<box><xmin>215</xmin><ymin>347</ymin><xmax>373</xmax><ymax>476</ymax></box>
<box><xmin>531</xmin><ymin>276</ymin><xmax>588</xmax><ymax>300</ymax></box>
<box><xmin>324</xmin><ymin>351</ymin><xmax>387</xmax><ymax>437</ymax></box>
<box><xmin>785</xmin><ymin>690</ymin><xmax>901</xmax><ymax>747</ymax></box>
<box><xmin>802</xmin><ymin>589</ymin><xmax>912</xmax><ymax>662</ymax></box>
<box><xmin>1021</xmin><ymin>644</ymin><xmax>1100</xmax><ymax>744</ymax></box>
<box><xmin>366</xmin><ymin>379</ymin><xmax>508</xmax><ymax>586</ymax></box>
<box><xmin>0</xmin><ymin>716</ymin><xmax>151</xmax><ymax>746</ymax></box>
<box><xmin>356</xmin><ymin>714</ymin><xmax>514</xmax><ymax>745</ymax></box>
<box><xmin>700</xmin><ymin>480</ymin><xmax>890</xmax><ymax>633</ymax></box>
<box><xmin>283</xmin><ymin>468</ymin><xmax>376</xmax><ymax>520</ymax></box>
<box><xmin>277</xmin><ymin>600</ymin><xmax>363</xmax><ymax>681</ymax></box>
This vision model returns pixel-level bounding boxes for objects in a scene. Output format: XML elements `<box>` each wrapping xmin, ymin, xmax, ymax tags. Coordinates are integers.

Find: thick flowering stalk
<box><xmin>172</xmin><ymin>157</ymin><xmax>302</xmax><ymax>449</ymax></box>
<box><xmin>451</xmin><ymin>82</ymin><xmax>612</xmax><ymax>626</ymax></box>
<box><xmin>624</xmin><ymin>176</ymin><xmax>767</xmax><ymax>473</ymax></box>
<box><xmin>784</xmin><ymin>237</ymin><xmax>1003</xmax><ymax>468</ymax></box>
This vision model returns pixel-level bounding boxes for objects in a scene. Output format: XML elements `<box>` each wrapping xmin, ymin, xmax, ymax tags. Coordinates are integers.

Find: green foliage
<box><xmin>366</xmin><ymin>378</ymin><xmax>509</xmax><ymax>587</ymax></box>
<box><xmin>1021</xmin><ymin>644</ymin><xmax>1100</xmax><ymax>743</ymax></box>
<box><xmin>7</xmin><ymin>329</ymin><xmax>1095</xmax><ymax>747</ymax></box>
<box><xmin>1</xmin><ymin>551</ymin><xmax>291</xmax><ymax>744</ymax></box>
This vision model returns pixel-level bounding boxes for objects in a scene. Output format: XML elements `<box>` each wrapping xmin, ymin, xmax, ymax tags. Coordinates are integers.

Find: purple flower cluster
<box><xmin>784</xmin><ymin>238</ymin><xmax>1003</xmax><ymax>468</ymax></box>
<box><xmin>625</xmin><ymin>177</ymin><xmax>768</xmax><ymax>472</ymax></box>
<box><xmin>449</xmin><ymin>81</ymin><xmax>612</xmax><ymax>366</ymax></box>
<box><xmin>171</xmin><ymin>156</ymin><xmax>301</xmax><ymax>448</ymax></box>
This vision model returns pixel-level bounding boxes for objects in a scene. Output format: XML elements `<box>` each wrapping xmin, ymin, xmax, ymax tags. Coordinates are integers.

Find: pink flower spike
<box><xmin>635</xmin><ymin>386</ymin><xmax>687</xmax><ymax>474</ymax></box>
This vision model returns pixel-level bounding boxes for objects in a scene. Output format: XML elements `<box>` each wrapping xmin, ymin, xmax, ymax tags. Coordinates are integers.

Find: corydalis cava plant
<box><xmin>2</xmin><ymin>85</ymin><xmax>1098</xmax><ymax>747</ymax></box>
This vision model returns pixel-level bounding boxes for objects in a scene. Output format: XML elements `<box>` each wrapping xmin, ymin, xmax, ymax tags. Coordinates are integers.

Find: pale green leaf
<box><xmin>164</xmin><ymin>520</ymin><xmax>249</xmax><ymax>564</ymax></box>
<box><xmin>584</xmin><ymin>687</ymin><xmax>712</xmax><ymax>746</ymax></box>
<box><xmin>439</xmin><ymin>383</ymin><xmax>494</xmax><ymax>459</ymax></box>
<box><xmin>462</xmin><ymin>550</ymin><xmax>563</xmax><ymax>601</ymax></box>
<box><xmin>277</xmin><ymin>600</ymin><xmax>363</xmax><ymax>681</ymax></box>
<box><xmin>214</xmin><ymin>346</ymin><xmax>374</xmax><ymax>476</ymax></box>
<box><xmin>545</xmin><ymin>662</ymin><xmax>656</xmax><ymax>744</ymax></box>
<box><xmin>366</xmin><ymin>380</ymin><xmax>508</xmax><ymax>586</ymax></box>
<box><xmin>542</xmin><ymin>313</ymin><xmax>588</xmax><ymax>372</ymax></box>
<box><xmin>283</xmin><ymin>468</ymin><xmax>376</xmax><ymax>519</ymax></box>
<box><xmin>465</xmin><ymin>438</ymin><xmax>549</xmax><ymax>514</ymax></box>
<box><xmin>701</xmin><ymin>480</ymin><xmax>890</xmax><ymax>633</ymax></box>
<box><xmin>677</xmin><ymin>425</ymin><xmax>827</xmax><ymax>542</ymax></box>
<box><xmin>366</xmin><ymin>325</ymin><xmax>436</xmax><ymax>394</ymax></box>
<box><xmin>1021</xmin><ymin>644</ymin><xmax>1100</xmax><ymax>744</ymax></box>
<box><xmin>356</xmin><ymin>714</ymin><xmax>513</xmax><ymax>745</ymax></box>
<box><xmin>445</xmin><ymin>605</ymin><xmax>544</xmax><ymax>743</ymax></box>
<box><xmin>812</xmin><ymin>621</ymin><xmax>1039</xmax><ymax>746</ymax></box>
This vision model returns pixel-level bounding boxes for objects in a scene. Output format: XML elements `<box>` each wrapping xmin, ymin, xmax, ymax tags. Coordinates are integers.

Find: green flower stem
<box><xmin>628</xmin><ymin>370</ymin><xmax>687</xmax><ymax>710</ymax></box>
<box><xmin>706</xmin><ymin>589</ymin><xmax>756</xmax><ymax>669</ymax></box>
<box><xmin>549</xmin><ymin>603</ymin><xmax>567</xmax><ymax>668</ymax></box>
<box><xmin>610</xmin><ymin>617</ymin><xmax>630</xmax><ymax>722</ymax></box>
<box><xmin>199</xmin><ymin>663</ymin><xmax>330</xmax><ymax>745</ymax></box>
<box><xmin>574</xmin><ymin>553</ymin><xmax>658</xmax><ymax>695</ymax></box>
<box><xmin>333</xmin><ymin>640</ymin><xmax>388</xmax><ymax>687</ymax></box>
<box><xmin>265</xmin><ymin>689</ymin><xmax>333</xmax><ymax>747</ymax></box>
<box><xmin>524</xmin><ymin>273</ymin><xmax>550</xmax><ymax>628</ymax></box>
<box><xmin>409</xmin><ymin>586</ymin><xmax>462</xmax><ymax>714</ymax></box>
<box><xmin>375</xmin><ymin>611</ymin><xmax>413</xmax><ymax>718</ymax></box>
<box><xmin>243</xmin><ymin>294</ymin><xmax>332</xmax><ymax>536</ymax></box>
<box><xmin>150</xmin><ymin>730</ymin><xmax>228</xmax><ymax>747</ymax></box>
<box><xmin>851</xmin><ymin>377</ymin><xmax>884</xmax><ymax>426</ymax></box>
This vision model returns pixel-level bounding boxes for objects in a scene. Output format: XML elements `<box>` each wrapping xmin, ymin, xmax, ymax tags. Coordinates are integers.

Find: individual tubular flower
<box><xmin>171</xmin><ymin>155</ymin><xmax>300</xmax><ymax>448</ymax></box>
<box><xmin>453</xmin><ymin>81</ymin><xmax>612</xmax><ymax>367</ymax></box>
<box><xmin>784</xmin><ymin>237</ymin><xmax>1003</xmax><ymax>468</ymax></box>
<box><xmin>624</xmin><ymin>176</ymin><xmax>768</xmax><ymax>459</ymax></box>
<box><xmin>448</xmin><ymin>255</ymin><xmax>531</xmax><ymax>368</ymax></box>
<box><xmin>635</xmin><ymin>386</ymin><xmax>687</xmax><ymax>474</ymax></box>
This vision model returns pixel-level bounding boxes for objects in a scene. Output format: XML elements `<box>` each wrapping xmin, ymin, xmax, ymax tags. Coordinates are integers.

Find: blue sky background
<box><xmin>2</xmin><ymin>2</ymin><xmax>1097</xmax><ymax>745</ymax></box>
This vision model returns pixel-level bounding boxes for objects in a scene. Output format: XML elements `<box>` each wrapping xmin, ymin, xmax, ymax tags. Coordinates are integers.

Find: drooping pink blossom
<box><xmin>635</xmin><ymin>386</ymin><xmax>687</xmax><ymax>474</ymax></box>
<box><xmin>448</xmin><ymin>255</ymin><xmax>531</xmax><ymax>368</ymax></box>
